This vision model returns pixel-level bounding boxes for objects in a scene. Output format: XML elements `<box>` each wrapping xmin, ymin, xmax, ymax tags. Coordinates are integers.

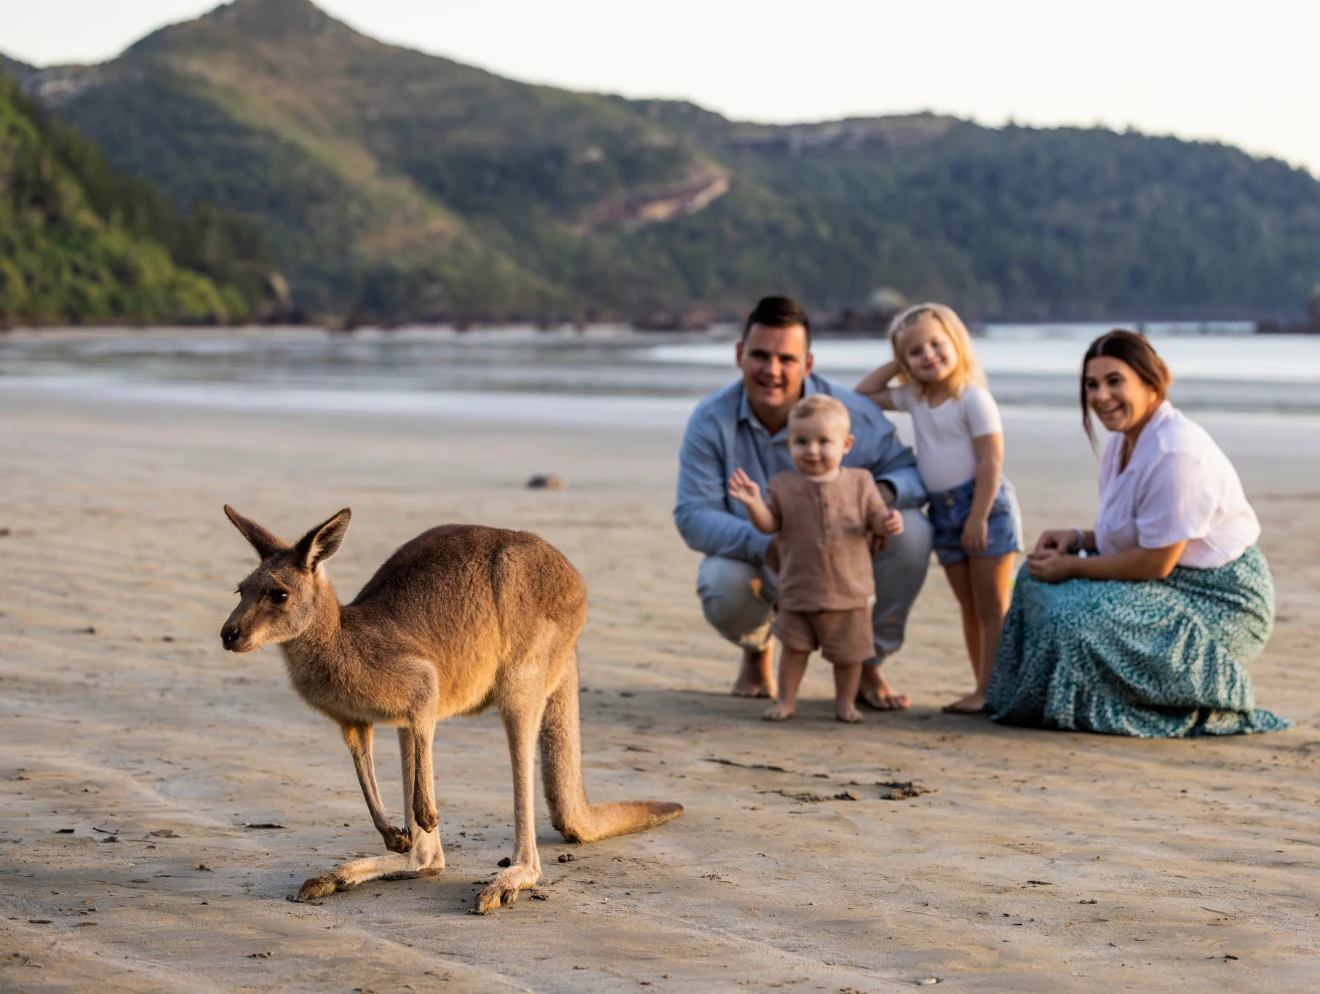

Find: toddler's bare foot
<box><xmin>835</xmin><ymin>704</ymin><xmax>864</xmax><ymax>723</ymax></box>
<box><xmin>942</xmin><ymin>691</ymin><xmax>987</xmax><ymax>714</ymax></box>
<box><xmin>762</xmin><ymin>701</ymin><xmax>795</xmax><ymax>721</ymax></box>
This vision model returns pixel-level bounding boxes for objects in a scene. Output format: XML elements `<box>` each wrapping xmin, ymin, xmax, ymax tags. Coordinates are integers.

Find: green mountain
<box><xmin>11</xmin><ymin>0</ymin><xmax>1320</xmax><ymax>323</ymax></box>
<box><xmin>0</xmin><ymin>71</ymin><xmax>278</xmax><ymax>325</ymax></box>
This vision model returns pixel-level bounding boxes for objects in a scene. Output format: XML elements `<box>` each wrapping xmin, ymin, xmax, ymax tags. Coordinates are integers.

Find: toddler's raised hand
<box><xmin>883</xmin><ymin>507</ymin><xmax>905</xmax><ymax>536</ymax></box>
<box><xmin>728</xmin><ymin>468</ymin><xmax>762</xmax><ymax>507</ymax></box>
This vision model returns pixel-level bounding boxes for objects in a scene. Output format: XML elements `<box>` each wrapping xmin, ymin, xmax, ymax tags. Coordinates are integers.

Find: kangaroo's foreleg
<box><xmin>472</xmin><ymin>689</ymin><xmax>547</xmax><ymax>913</ymax></box>
<box><xmin>397</xmin><ymin>726</ymin><xmax>444</xmax><ymax>872</ymax></box>
<box><xmin>294</xmin><ymin>726</ymin><xmax>444</xmax><ymax>903</ymax></box>
<box><xmin>342</xmin><ymin>723</ymin><xmax>411</xmax><ymax>853</ymax></box>
<box><xmin>408</xmin><ymin>716</ymin><xmax>440</xmax><ymax>833</ymax></box>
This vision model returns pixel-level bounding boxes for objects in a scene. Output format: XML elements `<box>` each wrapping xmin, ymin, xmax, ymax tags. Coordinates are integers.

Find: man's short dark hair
<box><xmin>742</xmin><ymin>296</ymin><xmax>811</xmax><ymax>348</ymax></box>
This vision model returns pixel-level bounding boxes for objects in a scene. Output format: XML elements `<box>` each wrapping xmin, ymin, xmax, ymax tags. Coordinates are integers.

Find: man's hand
<box><xmin>728</xmin><ymin>468</ymin><xmax>762</xmax><ymax>507</ymax></box>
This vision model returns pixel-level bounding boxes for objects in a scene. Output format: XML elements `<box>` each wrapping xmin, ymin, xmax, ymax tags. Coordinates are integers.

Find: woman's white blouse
<box><xmin>1095</xmin><ymin>402</ymin><xmax>1259</xmax><ymax>569</ymax></box>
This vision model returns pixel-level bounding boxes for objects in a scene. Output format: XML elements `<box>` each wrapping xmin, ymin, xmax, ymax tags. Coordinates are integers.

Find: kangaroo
<box><xmin>219</xmin><ymin>506</ymin><xmax>682</xmax><ymax>913</ymax></box>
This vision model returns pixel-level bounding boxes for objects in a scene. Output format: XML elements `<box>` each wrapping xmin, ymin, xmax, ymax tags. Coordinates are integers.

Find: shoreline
<box><xmin>5</xmin><ymin>373</ymin><xmax>1320</xmax><ymax>423</ymax></box>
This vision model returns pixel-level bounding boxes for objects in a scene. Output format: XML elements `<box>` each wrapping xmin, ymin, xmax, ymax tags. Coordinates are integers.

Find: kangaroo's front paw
<box><xmin>470</xmin><ymin>863</ymin><xmax>540</xmax><ymax>914</ymax></box>
<box><xmin>413</xmin><ymin>802</ymin><xmax>438</xmax><ymax>834</ymax></box>
<box><xmin>382</xmin><ymin>826</ymin><xmax>413</xmax><ymax>853</ymax></box>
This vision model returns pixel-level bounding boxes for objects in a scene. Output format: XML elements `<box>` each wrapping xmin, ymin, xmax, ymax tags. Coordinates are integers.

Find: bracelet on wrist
<box><xmin>1070</xmin><ymin>526</ymin><xmax>1086</xmax><ymax>554</ymax></box>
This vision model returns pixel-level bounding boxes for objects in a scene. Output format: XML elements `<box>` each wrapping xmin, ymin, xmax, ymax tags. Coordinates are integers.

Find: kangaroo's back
<box><xmin>350</xmin><ymin>524</ymin><xmax>587</xmax><ymax>651</ymax></box>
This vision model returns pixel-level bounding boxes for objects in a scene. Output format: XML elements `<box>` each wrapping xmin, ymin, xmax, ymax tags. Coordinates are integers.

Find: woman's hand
<box><xmin>727</xmin><ymin>468</ymin><xmax>761</xmax><ymax>507</ymax></box>
<box><xmin>1034</xmin><ymin>528</ymin><xmax>1078</xmax><ymax>554</ymax></box>
<box><xmin>962</xmin><ymin>516</ymin><xmax>988</xmax><ymax>553</ymax></box>
<box><xmin>1027</xmin><ymin>548</ymin><xmax>1076</xmax><ymax>584</ymax></box>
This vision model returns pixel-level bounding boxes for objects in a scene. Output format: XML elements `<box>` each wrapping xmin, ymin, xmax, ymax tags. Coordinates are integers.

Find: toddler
<box><xmin>855</xmin><ymin>303</ymin><xmax>1021</xmax><ymax>713</ymax></box>
<box><xmin>728</xmin><ymin>394</ymin><xmax>902</xmax><ymax>723</ymax></box>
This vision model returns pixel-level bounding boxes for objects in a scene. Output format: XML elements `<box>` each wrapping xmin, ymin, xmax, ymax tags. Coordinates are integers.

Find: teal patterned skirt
<box><xmin>985</xmin><ymin>546</ymin><xmax>1290</xmax><ymax>737</ymax></box>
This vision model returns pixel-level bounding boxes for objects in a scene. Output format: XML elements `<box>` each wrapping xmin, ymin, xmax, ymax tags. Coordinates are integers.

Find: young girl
<box><xmin>855</xmin><ymin>303</ymin><xmax>1021</xmax><ymax>714</ymax></box>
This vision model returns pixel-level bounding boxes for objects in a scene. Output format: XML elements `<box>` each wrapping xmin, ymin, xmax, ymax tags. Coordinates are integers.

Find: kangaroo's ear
<box><xmin>294</xmin><ymin>508</ymin><xmax>351</xmax><ymax>571</ymax></box>
<box><xmin>224</xmin><ymin>505</ymin><xmax>289</xmax><ymax>560</ymax></box>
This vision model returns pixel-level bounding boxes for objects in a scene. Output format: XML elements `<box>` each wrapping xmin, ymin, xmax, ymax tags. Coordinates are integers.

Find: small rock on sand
<box><xmin>526</xmin><ymin>474</ymin><xmax>565</xmax><ymax>490</ymax></box>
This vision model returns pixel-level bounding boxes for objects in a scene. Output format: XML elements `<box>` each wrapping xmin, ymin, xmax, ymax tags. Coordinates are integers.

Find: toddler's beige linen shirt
<box><xmin>765</xmin><ymin>467</ymin><xmax>889</xmax><ymax>611</ymax></box>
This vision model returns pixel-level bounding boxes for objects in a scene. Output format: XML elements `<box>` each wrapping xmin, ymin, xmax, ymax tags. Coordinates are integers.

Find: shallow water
<box><xmin>1</xmin><ymin>324</ymin><xmax>1317</xmax><ymax>415</ymax></box>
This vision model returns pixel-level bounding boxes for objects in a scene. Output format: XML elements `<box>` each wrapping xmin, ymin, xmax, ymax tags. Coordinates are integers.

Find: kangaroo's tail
<box><xmin>539</xmin><ymin>664</ymin><xmax>683</xmax><ymax>843</ymax></box>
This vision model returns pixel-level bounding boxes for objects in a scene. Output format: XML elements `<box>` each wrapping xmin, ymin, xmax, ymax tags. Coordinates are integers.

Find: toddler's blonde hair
<box><xmin>887</xmin><ymin>302</ymin><xmax>986</xmax><ymax>399</ymax></box>
<box><xmin>788</xmin><ymin>393</ymin><xmax>850</xmax><ymax>432</ymax></box>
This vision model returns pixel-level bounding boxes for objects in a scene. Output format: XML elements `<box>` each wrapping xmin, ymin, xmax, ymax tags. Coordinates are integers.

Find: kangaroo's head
<box><xmin>220</xmin><ymin>505</ymin><xmax>351</xmax><ymax>652</ymax></box>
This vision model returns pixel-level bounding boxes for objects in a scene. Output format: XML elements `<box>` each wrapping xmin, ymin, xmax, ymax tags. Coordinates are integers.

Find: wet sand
<box><xmin>1</xmin><ymin>390</ymin><xmax>1317</xmax><ymax>992</ymax></box>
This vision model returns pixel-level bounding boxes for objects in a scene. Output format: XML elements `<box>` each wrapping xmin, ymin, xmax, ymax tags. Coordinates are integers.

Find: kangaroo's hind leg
<box><xmin>472</xmin><ymin>669</ymin><xmax>550</xmax><ymax>913</ymax></box>
<box><xmin>295</xmin><ymin>727</ymin><xmax>443</xmax><ymax>901</ymax></box>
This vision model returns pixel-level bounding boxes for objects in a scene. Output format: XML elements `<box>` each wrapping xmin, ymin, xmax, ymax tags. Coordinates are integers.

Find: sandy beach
<box><xmin>1</xmin><ymin>385</ymin><xmax>1318</xmax><ymax>992</ymax></box>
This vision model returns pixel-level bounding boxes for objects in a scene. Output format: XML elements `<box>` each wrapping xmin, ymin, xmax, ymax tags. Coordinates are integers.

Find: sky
<box><xmin>4</xmin><ymin>0</ymin><xmax>1318</xmax><ymax>177</ymax></box>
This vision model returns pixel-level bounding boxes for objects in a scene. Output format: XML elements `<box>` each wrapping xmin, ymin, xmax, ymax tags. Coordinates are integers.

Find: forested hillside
<box><xmin>8</xmin><ymin>0</ymin><xmax>1320</xmax><ymax>323</ymax></box>
<box><xmin>0</xmin><ymin>71</ymin><xmax>276</xmax><ymax>325</ymax></box>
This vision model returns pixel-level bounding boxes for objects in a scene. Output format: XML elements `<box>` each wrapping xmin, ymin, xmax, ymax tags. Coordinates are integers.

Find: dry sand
<box><xmin>1</xmin><ymin>389</ymin><xmax>1318</xmax><ymax>993</ymax></box>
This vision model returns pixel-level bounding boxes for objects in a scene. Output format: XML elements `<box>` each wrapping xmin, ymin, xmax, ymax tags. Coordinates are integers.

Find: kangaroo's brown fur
<box><xmin>220</xmin><ymin>506</ymin><xmax>682</xmax><ymax>913</ymax></box>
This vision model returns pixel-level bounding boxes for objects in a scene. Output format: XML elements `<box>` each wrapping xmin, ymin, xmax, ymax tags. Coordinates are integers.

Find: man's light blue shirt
<box><xmin>674</xmin><ymin>373</ymin><xmax>925</xmax><ymax>566</ymax></box>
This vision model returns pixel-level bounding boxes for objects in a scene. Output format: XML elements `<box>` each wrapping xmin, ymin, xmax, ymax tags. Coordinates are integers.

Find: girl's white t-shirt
<box><xmin>1095</xmin><ymin>401</ymin><xmax>1259</xmax><ymax>569</ymax></box>
<box><xmin>890</xmin><ymin>384</ymin><xmax>1003</xmax><ymax>493</ymax></box>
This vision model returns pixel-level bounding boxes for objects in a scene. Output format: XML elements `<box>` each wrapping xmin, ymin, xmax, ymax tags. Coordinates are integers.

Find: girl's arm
<box><xmin>961</xmin><ymin>432</ymin><xmax>1003</xmax><ymax>552</ymax></box>
<box><xmin>854</xmin><ymin>360</ymin><xmax>903</xmax><ymax>410</ymax></box>
<box><xmin>728</xmin><ymin>469</ymin><xmax>780</xmax><ymax>534</ymax></box>
<box><xmin>1028</xmin><ymin>541</ymin><xmax>1186</xmax><ymax>583</ymax></box>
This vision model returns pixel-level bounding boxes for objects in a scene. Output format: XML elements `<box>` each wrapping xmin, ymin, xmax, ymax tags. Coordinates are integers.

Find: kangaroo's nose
<box><xmin>221</xmin><ymin>625</ymin><xmax>242</xmax><ymax>648</ymax></box>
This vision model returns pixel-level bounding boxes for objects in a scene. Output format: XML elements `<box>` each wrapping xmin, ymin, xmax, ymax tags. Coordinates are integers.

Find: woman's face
<box><xmin>1084</xmin><ymin>356</ymin><xmax>1161</xmax><ymax>435</ymax></box>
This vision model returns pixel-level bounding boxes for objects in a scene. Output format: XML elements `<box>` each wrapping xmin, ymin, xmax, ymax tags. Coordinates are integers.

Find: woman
<box><xmin>985</xmin><ymin>330</ymin><xmax>1289</xmax><ymax>736</ymax></box>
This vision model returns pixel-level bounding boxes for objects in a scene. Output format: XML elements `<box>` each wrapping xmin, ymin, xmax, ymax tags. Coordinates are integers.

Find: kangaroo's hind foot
<box><xmin>471</xmin><ymin>858</ymin><xmax>541</xmax><ymax>914</ymax></box>
<box><xmin>296</xmin><ymin>825</ymin><xmax>444</xmax><ymax>902</ymax></box>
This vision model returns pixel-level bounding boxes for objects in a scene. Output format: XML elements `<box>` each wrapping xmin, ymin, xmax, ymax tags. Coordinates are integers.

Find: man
<box><xmin>673</xmin><ymin>296</ymin><xmax>932</xmax><ymax>707</ymax></box>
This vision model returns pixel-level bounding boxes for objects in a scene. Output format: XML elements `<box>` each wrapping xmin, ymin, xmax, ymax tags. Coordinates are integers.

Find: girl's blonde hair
<box><xmin>887</xmin><ymin>302</ymin><xmax>986</xmax><ymax>399</ymax></box>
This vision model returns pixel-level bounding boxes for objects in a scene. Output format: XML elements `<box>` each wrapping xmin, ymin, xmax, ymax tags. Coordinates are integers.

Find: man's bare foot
<box><xmin>762</xmin><ymin>701</ymin><xmax>794</xmax><ymax>721</ymax></box>
<box><xmin>942</xmin><ymin>691</ymin><xmax>986</xmax><ymax>714</ymax></box>
<box><xmin>857</xmin><ymin>668</ymin><xmax>910</xmax><ymax>711</ymax></box>
<box><xmin>835</xmin><ymin>704</ymin><xmax>864</xmax><ymax>723</ymax></box>
<box><xmin>733</xmin><ymin>644</ymin><xmax>776</xmax><ymax>698</ymax></box>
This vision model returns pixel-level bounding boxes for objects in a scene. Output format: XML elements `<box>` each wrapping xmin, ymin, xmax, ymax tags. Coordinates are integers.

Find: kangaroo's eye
<box><xmin>270</xmin><ymin>590</ymin><xmax>289</xmax><ymax>605</ymax></box>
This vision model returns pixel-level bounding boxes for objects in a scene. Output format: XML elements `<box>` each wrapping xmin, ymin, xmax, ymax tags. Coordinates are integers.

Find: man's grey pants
<box><xmin>696</xmin><ymin>509</ymin><xmax>933</xmax><ymax>663</ymax></box>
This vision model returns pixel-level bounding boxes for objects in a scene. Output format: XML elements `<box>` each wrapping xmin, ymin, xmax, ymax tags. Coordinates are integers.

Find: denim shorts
<box><xmin>927</xmin><ymin>476</ymin><xmax>1022</xmax><ymax>567</ymax></box>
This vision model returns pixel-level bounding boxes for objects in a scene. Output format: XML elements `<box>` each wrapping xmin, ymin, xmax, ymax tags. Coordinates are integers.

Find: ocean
<box><xmin>1</xmin><ymin>324</ymin><xmax>1318</xmax><ymax>426</ymax></box>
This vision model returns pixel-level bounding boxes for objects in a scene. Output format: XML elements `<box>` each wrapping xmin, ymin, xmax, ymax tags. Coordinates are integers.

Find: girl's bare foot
<box><xmin>835</xmin><ymin>704</ymin><xmax>864</xmax><ymax>723</ymax></box>
<box><xmin>942</xmin><ymin>691</ymin><xmax>986</xmax><ymax>714</ymax></box>
<box><xmin>762</xmin><ymin>701</ymin><xmax>795</xmax><ymax>721</ymax></box>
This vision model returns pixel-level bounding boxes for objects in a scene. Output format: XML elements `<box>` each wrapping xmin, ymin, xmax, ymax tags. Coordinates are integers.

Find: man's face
<box><xmin>736</xmin><ymin>323</ymin><xmax>813</xmax><ymax>415</ymax></box>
